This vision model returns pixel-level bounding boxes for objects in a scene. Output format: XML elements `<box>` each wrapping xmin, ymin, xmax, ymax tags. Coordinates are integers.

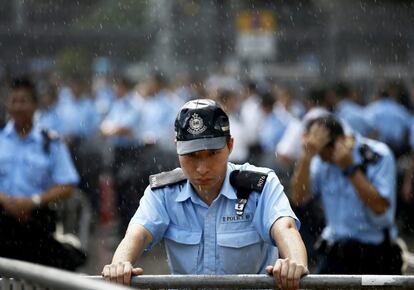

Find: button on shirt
<box><xmin>0</xmin><ymin>122</ymin><xmax>79</xmax><ymax>197</ymax></box>
<box><xmin>310</xmin><ymin>136</ymin><xmax>397</xmax><ymax>244</ymax></box>
<box><xmin>130</xmin><ymin>163</ymin><xmax>299</xmax><ymax>274</ymax></box>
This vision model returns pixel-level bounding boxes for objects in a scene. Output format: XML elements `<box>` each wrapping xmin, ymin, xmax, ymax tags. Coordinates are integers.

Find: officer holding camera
<box><xmin>291</xmin><ymin>115</ymin><xmax>402</xmax><ymax>274</ymax></box>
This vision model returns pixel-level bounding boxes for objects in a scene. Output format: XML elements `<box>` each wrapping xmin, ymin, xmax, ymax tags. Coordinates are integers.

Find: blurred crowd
<box><xmin>1</xmin><ymin>69</ymin><xmax>414</xmax><ymax>272</ymax></box>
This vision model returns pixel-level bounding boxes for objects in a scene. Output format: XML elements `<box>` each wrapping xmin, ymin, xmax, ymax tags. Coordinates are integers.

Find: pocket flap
<box><xmin>217</xmin><ymin>230</ymin><xmax>261</xmax><ymax>248</ymax></box>
<box><xmin>164</xmin><ymin>224</ymin><xmax>202</xmax><ymax>245</ymax></box>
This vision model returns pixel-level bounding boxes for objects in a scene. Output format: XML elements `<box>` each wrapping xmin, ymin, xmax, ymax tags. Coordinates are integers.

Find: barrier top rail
<box><xmin>1</xmin><ymin>257</ymin><xmax>414</xmax><ymax>290</ymax></box>
<box><xmin>0</xmin><ymin>257</ymin><xmax>129</xmax><ymax>290</ymax></box>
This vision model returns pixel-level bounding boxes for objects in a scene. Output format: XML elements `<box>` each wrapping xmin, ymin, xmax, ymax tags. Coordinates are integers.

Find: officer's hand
<box><xmin>1</xmin><ymin>196</ymin><xmax>33</xmax><ymax>222</ymax></box>
<box><xmin>266</xmin><ymin>258</ymin><xmax>308</xmax><ymax>290</ymax></box>
<box><xmin>102</xmin><ymin>262</ymin><xmax>143</xmax><ymax>285</ymax></box>
<box><xmin>302</xmin><ymin>124</ymin><xmax>330</xmax><ymax>157</ymax></box>
<box><xmin>332</xmin><ymin>137</ymin><xmax>354</xmax><ymax>169</ymax></box>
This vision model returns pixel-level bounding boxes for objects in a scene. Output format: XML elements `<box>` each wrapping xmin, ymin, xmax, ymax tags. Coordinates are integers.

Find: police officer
<box><xmin>100</xmin><ymin>75</ymin><xmax>142</xmax><ymax>235</ymax></box>
<box><xmin>0</xmin><ymin>77</ymin><xmax>80</xmax><ymax>269</ymax></box>
<box><xmin>291</xmin><ymin>115</ymin><xmax>401</xmax><ymax>274</ymax></box>
<box><xmin>102</xmin><ymin>99</ymin><xmax>308</xmax><ymax>290</ymax></box>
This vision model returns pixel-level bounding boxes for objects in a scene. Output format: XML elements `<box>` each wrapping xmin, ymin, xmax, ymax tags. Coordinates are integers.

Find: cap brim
<box><xmin>176</xmin><ymin>136</ymin><xmax>227</xmax><ymax>155</ymax></box>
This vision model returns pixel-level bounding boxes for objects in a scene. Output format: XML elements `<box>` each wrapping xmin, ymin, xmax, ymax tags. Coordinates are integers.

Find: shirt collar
<box><xmin>3</xmin><ymin>121</ymin><xmax>42</xmax><ymax>143</ymax></box>
<box><xmin>175</xmin><ymin>163</ymin><xmax>237</xmax><ymax>203</ymax></box>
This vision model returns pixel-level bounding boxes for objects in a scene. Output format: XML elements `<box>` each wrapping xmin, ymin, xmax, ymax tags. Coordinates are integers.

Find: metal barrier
<box><xmin>0</xmin><ymin>257</ymin><xmax>129</xmax><ymax>290</ymax></box>
<box><xmin>1</xmin><ymin>257</ymin><xmax>414</xmax><ymax>289</ymax></box>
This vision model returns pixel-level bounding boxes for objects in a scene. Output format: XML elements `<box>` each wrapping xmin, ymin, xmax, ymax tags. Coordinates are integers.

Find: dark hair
<box><xmin>306</xmin><ymin>115</ymin><xmax>344</xmax><ymax>147</ymax></box>
<box><xmin>306</xmin><ymin>87</ymin><xmax>327</xmax><ymax>106</ymax></box>
<box><xmin>10</xmin><ymin>77</ymin><xmax>37</xmax><ymax>103</ymax></box>
<box><xmin>333</xmin><ymin>82</ymin><xmax>351</xmax><ymax>99</ymax></box>
<box><xmin>112</xmin><ymin>75</ymin><xmax>135</xmax><ymax>90</ymax></box>
<box><xmin>260</xmin><ymin>92</ymin><xmax>275</xmax><ymax>109</ymax></box>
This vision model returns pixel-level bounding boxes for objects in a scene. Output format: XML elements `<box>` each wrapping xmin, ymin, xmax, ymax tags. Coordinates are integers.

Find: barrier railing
<box><xmin>0</xmin><ymin>257</ymin><xmax>129</xmax><ymax>290</ymax></box>
<box><xmin>1</xmin><ymin>257</ymin><xmax>414</xmax><ymax>289</ymax></box>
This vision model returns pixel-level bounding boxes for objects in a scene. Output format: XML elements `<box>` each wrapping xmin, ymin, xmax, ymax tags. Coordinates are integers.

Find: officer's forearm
<box><xmin>290</xmin><ymin>155</ymin><xmax>313</xmax><ymax>207</ymax></box>
<box><xmin>39</xmin><ymin>184</ymin><xmax>75</xmax><ymax>205</ymax></box>
<box><xmin>349</xmin><ymin>169</ymin><xmax>389</xmax><ymax>214</ymax></box>
<box><xmin>112</xmin><ymin>224</ymin><xmax>152</xmax><ymax>265</ymax></box>
<box><xmin>271</xmin><ymin>217</ymin><xmax>308</xmax><ymax>267</ymax></box>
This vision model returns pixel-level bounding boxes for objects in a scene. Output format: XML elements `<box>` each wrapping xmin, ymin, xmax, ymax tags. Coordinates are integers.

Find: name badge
<box><xmin>221</xmin><ymin>213</ymin><xmax>253</xmax><ymax>224</ymax></box>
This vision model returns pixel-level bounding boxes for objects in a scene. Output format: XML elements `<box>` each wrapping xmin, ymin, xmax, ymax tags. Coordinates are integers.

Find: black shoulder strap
<box><xmin>41</xmin><ymin>129</ymin><xmax>60</xmax><ymax>154</ymax></box>
<box><xmin>229</xmin><ymin>170</ymin><xmax>269</xmax><ymax>199</ymax></box>
<box><xmin>359</xmin><ymin>143</ymin><xmax>382</xmax><ymax>173</ymax></box>
<box><xmin>149</xmin><ymin>168</ymin><xmax>187</xmax><ymax>190</ymax></box>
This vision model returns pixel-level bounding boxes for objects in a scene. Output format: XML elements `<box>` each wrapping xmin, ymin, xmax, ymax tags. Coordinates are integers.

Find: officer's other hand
<box><xmin>1</xmin><ymin>195</ymin><xmax>33</xmax><ymax>222</ymax></box>
<box><xmin>332</xmin><ymin>137</ymin><xmax>354</xmax><ymax>169</ymax></box>
<box><xmin>302</xmin><ymin>124</ymin><xmax>330</xmax><ymax>157</ymax></box>
<box><xmin>102</xmin><ymin>262</ymin><xmax>143</xmax><ymax>285</ymax></box>
<box><xmin>266</xmin><ymin>258</ymin><xmax>308</xmax><ymax>290</ymax></box>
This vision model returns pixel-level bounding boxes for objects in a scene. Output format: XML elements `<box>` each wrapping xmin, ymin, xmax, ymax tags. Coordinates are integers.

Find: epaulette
<box><xmin>230</xmin><ymin>170</ymin><xmax>269</xmax><ymax>199</ymax></box>
<box><xmin>149</xmin><ymin>168</ymin><xmax>187</xmax><ymax>190</ymax></box>
<box><xmin>41</xmin><ymin>129</ymin><xmax>60</xmax><ymax>154</ymax></box>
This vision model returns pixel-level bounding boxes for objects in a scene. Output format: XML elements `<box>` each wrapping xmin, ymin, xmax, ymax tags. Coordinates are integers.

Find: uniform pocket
<box><xmin>164</xmin><ymin>224</ymin><xmax>202</xmax><ymax>274</ymax></box>
<box><xmin>217</xmin><ymin>230</ymin><xmax>263</xmax><ymax>274</ymax></box>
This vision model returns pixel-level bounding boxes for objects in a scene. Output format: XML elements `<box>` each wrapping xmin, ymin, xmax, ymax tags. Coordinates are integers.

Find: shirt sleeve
<box><xmin>129</xmin><ymin>186</ymin><xmax>170</xmax><ymax>249</ymax></box>
<box><xmin>365</xmin><ymin>147</ymin><xmax>396</xmax><ymax>227</ymax></box>
<box><xmin>310</xmin><ymin>157</ymin><xmax>321</xmax><ymax>195</ymax></box>
<box><xmin>50</xmin><ymin>140</ymin><xmax>80</xmax><ymax>185</ymax></box>
<box><xmin>253</xmin><ymin>172</ymin><xmax>300</xmax><ymax>246</ymax></box>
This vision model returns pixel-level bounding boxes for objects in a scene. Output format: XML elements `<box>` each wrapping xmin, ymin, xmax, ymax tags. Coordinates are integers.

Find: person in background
<box><xmin>331</xmin><ymin>82</ymin><xmax>374</xmax><ymax>137</ymax></box>
<box><xmin>291</xmin><ymin>115</ymin><xmax>402</xmax><ymax>274</ymax></box>
<box><xmin>365</xmin><ymin>80</ymin><xmax>412</xmax><ymax>158</ymax></box>
<box><xmin>216</xmin><ymin>89</ymin><xmax>249</xmax><ymax>163</ymax></box>
<box><xmin>259</xmin><ymin>92</ymin><xmax>290</xmax><ymax>155</ymax></box>
<box><xmin>100</xmin><ymin>75</ymin><xmax>142</xmax><ymax>235</ymax></box>
<box><xmin>240</xmin><ymin>80</ymin><xmax>264</xmax><ymax>162</ymax></box>
<box><xmin>0</xmin><ymin>77</ymin><xmax>82</xmax><ymax>270</ymax></box>
<box><xmin>276</xmin><ymin>86</ymin><xmax>330</xmax><ymax>166</ymax></box>
<box><xmin>35</xmin><ymin>81</ymin><xmax>62</xmax><ymax>133</ymax></box>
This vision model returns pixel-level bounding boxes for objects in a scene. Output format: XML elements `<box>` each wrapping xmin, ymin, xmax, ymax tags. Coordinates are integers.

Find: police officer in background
<box><xmin>102</xmin><ymin>99</ymin><xmax>308</xmax><ymax>290</ymax></box>
<box><xmin>291</xmin><ymin>115</ymin><xmax>402</xmax><ymax>274</ymax></box>
<box><xmin>0</xmin><ymin>77</ymin><xmax>81</xmax><ymax>269</ymax></box>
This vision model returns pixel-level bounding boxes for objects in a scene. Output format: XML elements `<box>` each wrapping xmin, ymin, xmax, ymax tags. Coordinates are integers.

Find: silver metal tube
<box><xmin>2</xmin><ymin>257</ymin><xmax>414</xmax><ymax>289</ymax></box>
<box><xmin>126</xmin><ymin>274</ymin><xmax>414</xmax><ymax>289</ymax></box>
<box><xmin>0</xmin><ymin>258</ymin><xmax>129</xmax><ymax>290</ymax></box>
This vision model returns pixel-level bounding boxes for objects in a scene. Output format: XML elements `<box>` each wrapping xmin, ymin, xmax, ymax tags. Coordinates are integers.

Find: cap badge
<box><xmin>188</xmin><ymin>113</ymin><xmax>207</xmax><ymax>135</ymax></box>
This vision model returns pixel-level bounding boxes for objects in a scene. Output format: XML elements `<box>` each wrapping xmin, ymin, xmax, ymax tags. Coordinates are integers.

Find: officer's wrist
<box><xmin>31</xmin><ymin>194</ymin><xmax>42</xmax><ymax>208</ymax></box>
<box><xmin>342</xmin><ymin>164</ymin><xmax>362</xmax><ymax>178</ymax></box>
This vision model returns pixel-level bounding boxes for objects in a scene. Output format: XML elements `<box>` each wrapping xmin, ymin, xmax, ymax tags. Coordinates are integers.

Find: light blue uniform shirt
<box><xmin>56</xmin><ymin>92</ymin><xmax>99</xmax><ymax>138</ymax></box>
<box><xmin>35</xmin><ymin>104</ymin><xmax>63</xmax><ymax>134</ymax></box>
<box><xmin>335</xmin><ymin>100</ymin><xmax>373</xmax><ymax>137</ymax></box>
<box><xmin>101</xmin><ymin>93</ymin><xmax>141</xmax><ymax>147</ymax></box>
<box><xmin>364</xmin><ymin>98</ymin><xmax>412</xmax><ymax>148</ymax></box>
<box><xmin>259</xmin><ymin>111</ymin><xmax>288</xmax><ymax>153</ymax></box>
<box><xmin>0</xmin><ymin>122</ymin><xmax>79</xmax><ymax>197</ymax></box>
<box><xmin>131</xmin><ymin>163</ymin><xmax>299</xmax><ymax>274</ymax></box>
<box><xmin>139</xmin><ymin>92</ymin><xmax>180</xmax><ymax>146</ymax></box>
<box><xmin>310</xmin><ymin>136</ymin><xmax>397</xmax><ymax>244</ymax></box>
